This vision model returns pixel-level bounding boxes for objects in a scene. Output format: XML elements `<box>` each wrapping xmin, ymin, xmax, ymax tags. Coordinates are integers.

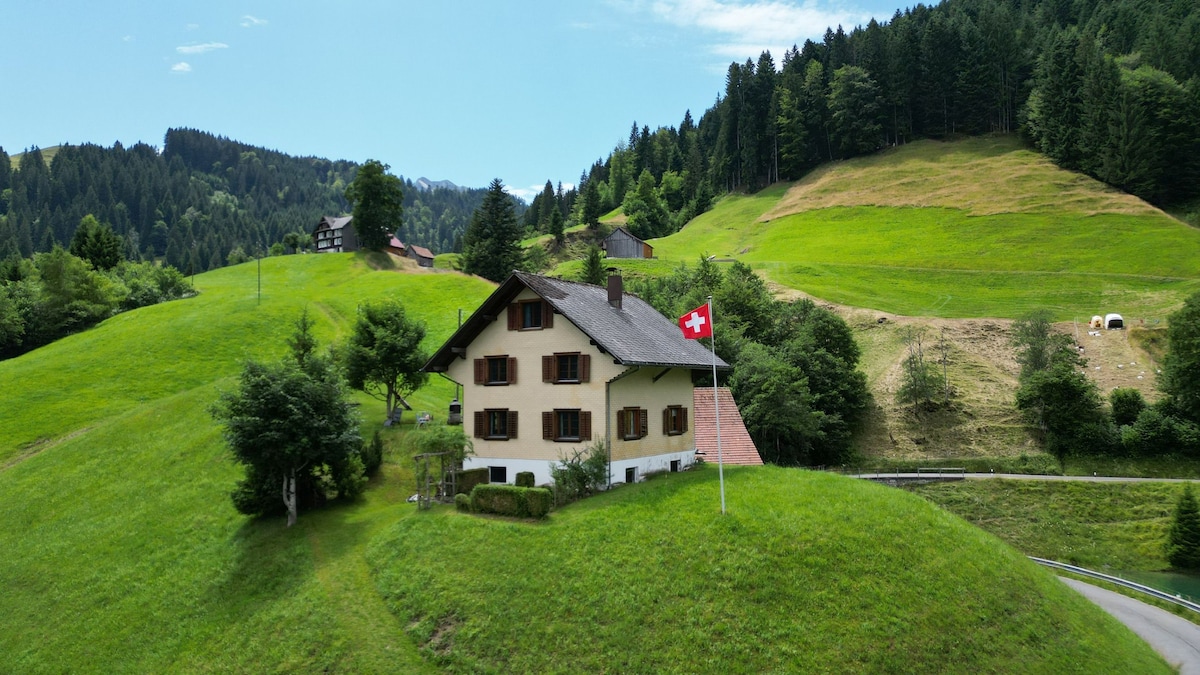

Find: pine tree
<box><xmin>462</xmin><ymin>179</ymin><xmax>523</xmax><ymax>283</ymax></box>
<box><xmin>582</xmin><ymin>245</ymin><xmax>605</xmax><ymax>286</ymax></box>
<box><xmin>1168</xmin><ymin>485</ymin><xmax>1200</xmax><ymax>569</ymax></box>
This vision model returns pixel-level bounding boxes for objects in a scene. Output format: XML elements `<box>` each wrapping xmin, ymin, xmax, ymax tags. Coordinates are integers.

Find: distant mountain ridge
<box><xmin>414</xmin><ymin>177</ymin><xmax>463</xmax><ymax>192</ymax></box>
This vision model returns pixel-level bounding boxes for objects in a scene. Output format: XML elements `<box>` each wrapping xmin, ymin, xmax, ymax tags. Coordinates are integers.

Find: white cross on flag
<box><xmin>678</xmin><ymin>303</ymin><xmax>712</xmax><ymax>340</ymax></box>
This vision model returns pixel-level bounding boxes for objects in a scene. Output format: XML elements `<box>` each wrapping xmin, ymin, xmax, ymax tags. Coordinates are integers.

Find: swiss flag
<box><xmin>678</xmin><ymin>303</ymin><xmax>712</xmax><ymax>339</ymax></box>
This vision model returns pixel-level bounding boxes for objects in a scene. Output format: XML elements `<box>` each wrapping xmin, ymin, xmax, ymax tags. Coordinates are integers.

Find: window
<box><xmin>663</xmin><ymin>405</ymin><xmax>688</xmax><ymax>436</ymax></box>
<box><xmin>489</xmin><ymin>466</ymin><xmax>507</xmax><ymax>483</ymax></box>
<box><xmin>617</xmin><ymin>407</ymin><xmax>648</xmax><ymax>441</ymax></box>
<box><xmin>508</xmin><ymin>299</ymin><xmax>553</xmax><ymax>330</ymax></box>
<box><xmin>670</xmin><ymin>460</ymin><xmax>681</xmax><ymax>473</ymax></box>
<box><xmin>542</xmin><ymin>409</ymin><xmax>592</xmax><ymax>442</ymax></box>
<box><xmin>474</xmin><ymin>409</ymin><xmax>518</xmax><ymax>440</ymax></box>
<box><xmin>625</xmin><ymin>467</ymin><xmax>636</xmax><ymax>483</ymax></box>
<box><xmin>474</xmin><ymin>356</ymin><xmax>516</xmax><ymax>386</ymax></box>
<box><xmin>542</xmin><ymin>353</ymin><xmax>590</xmax><ymax>384</ymax></box>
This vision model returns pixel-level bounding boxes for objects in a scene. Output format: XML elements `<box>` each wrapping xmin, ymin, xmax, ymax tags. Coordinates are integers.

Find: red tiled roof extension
<box><xmin>693</xmin><ymin>387</ymin><xmax>763</xmax><ymax>466</ymax></box>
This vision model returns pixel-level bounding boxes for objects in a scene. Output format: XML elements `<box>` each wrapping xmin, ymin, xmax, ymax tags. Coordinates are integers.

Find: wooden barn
<box><xmin>408</xmin><ymin>244</ymin><xmax>435</xmax><ymax>267</ymax></box>
<box><xmin>385</xmin><ymin>236</ymin><xmax>406</xmax><ymax>257</ymax></box>
<box><xmin>602</xmin><ymin>226</ymin><xmax>653</xmax><ymax>259</ymax></box>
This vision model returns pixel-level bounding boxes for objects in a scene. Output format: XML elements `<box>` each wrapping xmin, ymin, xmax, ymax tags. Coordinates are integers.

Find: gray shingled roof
<box><xmin>424</xmin><ymin>271</ymin><xmax>729</xmax><ymax>372</ymax></box>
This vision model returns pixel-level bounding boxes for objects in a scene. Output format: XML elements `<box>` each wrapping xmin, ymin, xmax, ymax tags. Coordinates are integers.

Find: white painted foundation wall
<box><xmin>464</xmin><ymin>449</ymin><xmax>697</xmax><ymax>487</ymax></box>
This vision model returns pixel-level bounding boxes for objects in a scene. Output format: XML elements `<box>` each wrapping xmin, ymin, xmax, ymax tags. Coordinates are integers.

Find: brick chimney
<box><xmin>607</xmin><ymin>273</ymin><xmax>623</xmax><ymax>309</ymax></box>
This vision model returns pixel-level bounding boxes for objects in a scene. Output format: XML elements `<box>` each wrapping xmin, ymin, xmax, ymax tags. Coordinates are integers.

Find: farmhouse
<box><xmin>408</xmin><ymin>244</ymin><xmax>435</xmax><ymax>267</ymax></box>
<box><xmin>602</xmin><ymin>226</ymin><xmax>653</xmax><ymax>259</ymax></box>
<box><xmin>313</xmin><ymin>216</ymin><xmax>358</xmax><ymax>253</ymax></box>
<box><xmin>424</xmin><ymin>271</ymin><xmax>729</xmax><ymax>485</ymax></box>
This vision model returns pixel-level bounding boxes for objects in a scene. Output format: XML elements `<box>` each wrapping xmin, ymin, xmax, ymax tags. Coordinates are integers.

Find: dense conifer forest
<box><xmin>566</xmin><ymin>0</ymin><xmax>1200</xmax><ymax>242</ymax></box>
<box><xmin>0</xmin><ymin>129</ymin><xmax>502</xmax><ymax>274</ymax></box>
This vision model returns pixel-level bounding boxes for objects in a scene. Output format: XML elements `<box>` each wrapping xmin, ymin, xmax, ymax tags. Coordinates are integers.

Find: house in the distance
<box><xmin>424</xmin><ymin>271</ymin><xmax>729</xmax><ymax>485</ymax></box>
<box><xmin>602</xmin><ymin>226</ymin><xmax>653</xmax><ymax>259</ymax></box>
<box><xmin>313</xmin><ymin>216</ymin><xmax>358</xmax><ymax>253</ymax></box>
<box><xmin>408</xmin><ymin>244</ymin><xmax>435</xmax><ymax>267</ymax></box>
<box><xmin>385</xmin><ymin>236</ymin><xmax>406</xmax><ymax>257</ymax></box>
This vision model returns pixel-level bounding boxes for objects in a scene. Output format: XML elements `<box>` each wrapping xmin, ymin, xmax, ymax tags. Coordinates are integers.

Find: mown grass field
<box><xmin>0</xmin><ymin>254</ymin><xmax>1171</xmax><ymax>672</ymax></box>
<box><xmin>649</xmin><ymin>136</ymin><xmax>1200</xmax><ymax>320</ymax></box>
<box><xmin>370</xmin><ymin>465</ymin><xmax>1168</xmax><ymax>673</ymax></box>
<box><xmin>910</xmin><ymin>479</ymin><xmax>1182</xmax><ymax>572</ymax></box>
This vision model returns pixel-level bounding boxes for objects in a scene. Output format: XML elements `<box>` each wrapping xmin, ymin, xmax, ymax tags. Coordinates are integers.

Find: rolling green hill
<box><xmin>644</xmin><ymin>136</ymin><xmax>1200</xmax><ymax>321</ymax></box>
<box><xmin>0</xmin><ymin>254</ymin><xmax>1171</xmax><ymax>671</ymax></box>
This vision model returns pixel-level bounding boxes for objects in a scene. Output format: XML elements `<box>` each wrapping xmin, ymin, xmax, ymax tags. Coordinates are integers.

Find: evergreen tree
<box><xmin>344</xmin><ymin>159</ymin><xmax>403</xmax><ymax>251</ymax></box>
<box><xmin>69</xmin><ymin>214</ymin><xmax>124</xmax><ymax>271</ymax></box>
<box><xmin>623</xmin><ymin>169</ymin><xmax>668</xmax><ymax>240</ymax></box>
<box><xmin>1162</xmin><ymin>291</ymin><xmax>1200</xmax><ymax>423</ymax></box>
<box><xmin>462</xmin><ymin>179</ymin><xmax>523</xmax><ymax>283</ymax></box>
<box><xmin>582</xmin><ymin>245</ymin><xmax>605</xmax><ymax>286</ymax></box>
<box><xmin>581</xmin><ymin>178</ymin><xmax>602</xmax><ymax>229</ymax></box>
<box><xmin>1167</xmin><ymin>485</ymin><xmax>1200</xmax><ymax>570</ymax></box>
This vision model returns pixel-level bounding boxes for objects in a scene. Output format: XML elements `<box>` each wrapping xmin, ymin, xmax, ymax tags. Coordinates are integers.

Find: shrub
<box><xmin>455</xmin><ymin>467</ymin><xmax>489</xmax><ymax>495</ymax></box>
<box><xmin>550</xmin><ymin>441</ymin><xmax>609</xmax><ymax>506</ymax></box>
<box><xmin>1110</xmin><ymin>388</ymin><xmax>1146</xmax><ymax>427</ymax></box>
<box><xmin>1124</xmin><ymin>405</ymin><xmax>1200</xmax><ymax>456</ymax></box>
<box><xmin>515</xmin><ymin>471</ymin><xmax>535</xmax><ymax>488</ymax></box>
<box><xmin>454</xmin><ymin>493</ymin><xmax>471</xmax><ymax>512</ymax></box>
<box><xmin>362</xmin><ymin>430</ymin><xmax>384</xmax><ymax>476</ymax></box>
<box><xmin>470</xmin><ymin>485</ymin><xmax>551</xmax><ymax>519</ymax></box>
<box><xmin>1168</xmin><ymin>485</ymin><xmax>1200</xmax><ymax>569</ymax></box>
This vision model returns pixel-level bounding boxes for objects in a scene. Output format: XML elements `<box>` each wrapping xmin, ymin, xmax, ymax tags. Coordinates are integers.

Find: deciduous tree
<box><xmin>345</xmin><ymin>159</ymin><xmax>404</xmax><ymax>251</ymax></box>
<box><xmin>343</xmin><ymin>299</ymin><xmax>429</xmax><ymax>424</ymax></box>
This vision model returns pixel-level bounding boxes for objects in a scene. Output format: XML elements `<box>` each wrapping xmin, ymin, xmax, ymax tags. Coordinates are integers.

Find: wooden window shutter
<box><xmin>580</xmin><ymin>354</ymin><xmax>590</xmax><ymax>382</ymax></box>
<box><xmin>508</xmin><ymin>357</ymin><xmax>517</xmax><ymax>384</ymax></box>
<box><xmin>617</xmin><ymin>410</ymin><xmax>626</xmax><ymax>438</ymax></box>
<box><xmin>581</xmin><ymin>411</ymin><xmax>592</xmax><ymax>440</ymax></box>
<box><xmin>507</xmin><ymin>303</ymin><xmax>520</xmax><ymax>330</ymax></box>
<box><xmin>639</xmin><ymin>409</ymin><xmax>648</xmax><ymax>438</ymax></box>
<box><xmin>542</xmin><ymin>355</ymin><xmax>554</xmax><ymax>382</ymax></box>
<box><xmin>682</xmin><ymin>407</ymin><xmax>689</xmax><ymax>433</ymax></box>
<box><xmin>663</xmin><ymin>408</ymin><xmax>670</xmax><ymax>435</ymax></box>
<box><xmin>542</xmin><ymin>412</ymin><xmax>554</xmax><ymax>440</ymax></box>
<box><xmin>473</xmin><ymin>411</ymin><xmax>485</xmax><ymax>438</ymax></box>
<box><xmin>474</xmin><ymin>358</ymin><xmax>485</xmax><ymax>385</ymax></box>
<box><xmin>507</xmin><ymin>410</ymin><xmax>518</xmax><ymax>439</ymax></box>
<box><xmin>542</xmin><ymin>302</ymin><xmax>554</xmax><ymax>328</ymax></box>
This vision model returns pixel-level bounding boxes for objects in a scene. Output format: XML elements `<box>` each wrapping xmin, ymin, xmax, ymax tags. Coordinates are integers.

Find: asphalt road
<box><xmin>1061</xmin><ymin>577</ymin><xmax>1200</xmax><ymax>674</ymax></box>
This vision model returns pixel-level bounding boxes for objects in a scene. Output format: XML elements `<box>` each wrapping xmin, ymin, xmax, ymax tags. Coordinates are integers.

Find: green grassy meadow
<box><xmin>370</xmin><ymin>466</ymin><xmax>1168</xmax><ymax>673</ymax></box>
<box><xmin>0</xmin><ymin>253</ymin><xmax>1172</xmax><ymax>671</ymax></box>
<box><xmin>648</xmin><ymin>136</ymin><xmax>1200</xmax><ymax>319</ymax></box>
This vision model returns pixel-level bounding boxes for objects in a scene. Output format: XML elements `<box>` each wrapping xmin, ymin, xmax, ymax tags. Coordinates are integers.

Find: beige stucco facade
<box><xmin>444</xmin><ymin>287</ymin><xmax>697</xmax><ymax>484</ymax></box>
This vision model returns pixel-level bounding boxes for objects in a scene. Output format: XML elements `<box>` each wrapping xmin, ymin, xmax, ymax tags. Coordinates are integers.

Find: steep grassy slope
<box><xmin>0</xmin><ymin>254</ymin><xmax>495</xmax><ymax>671</ymax></box>
<box><xmin>370</xmin><ymin>466</ymin><xmax>1168</xmax><ymax>673</ymax></box>
<box><xmin>650</xmin><ymin>136</ymin><xmax>1200</xmax><ymax>320</ymax></box>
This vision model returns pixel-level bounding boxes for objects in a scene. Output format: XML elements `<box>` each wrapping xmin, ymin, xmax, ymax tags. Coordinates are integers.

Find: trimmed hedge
<box><xmin>455</xmin><ymin>467</ymin><xmax>490</xmax><ymax>495</ymax></box>
<box><xmin>470</xmin><ymin>485</ymin><xmax>552</xmax><ymax>519</ymax></box>
<box><xmin>515</xmin><ymin>471</ymin><xmax>535</xmax><ymax>488</ymax></box>
<box><xmin>455</xmin><ymin>493</ymin><xmax>472</xmax><ymax>512</ymax></box>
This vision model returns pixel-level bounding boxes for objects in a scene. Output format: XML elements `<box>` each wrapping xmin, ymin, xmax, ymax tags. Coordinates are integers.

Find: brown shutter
<box><xmin>474</xmin><ymin>358</ymin><xmax>485</xmax><ymax>385</ymax></box>
<box><xmin>508</xmin><ymin>357</ymin><xmax>517</xmax><ymax>384</ymax></box>
<box><xmin>639</xmin><ymin>409</ymin><xmax>648</xmax><ymax>438</ymax></box>
<box><xmin>682</xmin><ymin>407</ymin><xmax>689</xmax><ymax>433</ymax></box>
<box><xmin>473</xmin><ymin>411</ymin><xmax>485</xmax><ymax>438</ymax></box>
<box><xmin>580</xmin><ymin>354</ymin><xmax>590</xmax><ymax>382</ymax></box>
<box><xmin>663</xmin><ymin>408</ymin><xmax>670</xmax><ymax>435</ymax></box>
<box><xmin>581</xmin><ymin>410</ymin><xmax>592</xmax><ymax>440</ymax></box>
<box><xmin>507</xmin><ymin>410</ymin><xmax>518</xmax><ymax>439</ymax></box>
<box><xmin>617</xmin><ymin>409</ymin><xmax>626</xmax><ymax>438</ymax></box>
<box><xmin>543</xmin><ymin>302</ymin><xmax>554</xmax><ymax>328</ymax></box>
<box><xmin>542</xmin><ymin>355</ymin><xmax>554</xmax><ymax>382</ymax></box>
<box><xmin>543</xmin><ymin>411</ymin><xmax>554</xmax><ymax>440</ymax></box>
<box><xmin>507</xmin><ymin>303</ymin><xmax>519</xmax><ymax>330</ymax></box>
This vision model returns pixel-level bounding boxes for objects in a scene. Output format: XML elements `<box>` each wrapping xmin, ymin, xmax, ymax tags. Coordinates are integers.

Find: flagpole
<box><xmin>709</xmin><ymin>295</ymin><xmax>725</xmax><ymax>515</ymax></box>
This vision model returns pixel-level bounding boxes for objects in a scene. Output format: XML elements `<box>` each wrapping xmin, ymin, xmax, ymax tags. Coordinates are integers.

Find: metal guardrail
<box><xmin>916</xmin><ymin>467</ymin><xmax>966</xmax><ymax>478</ymax></box>
<box><xmin>1030</xmin><ymin>556</ymin><xmax>1200</xmax><ymax>614</ymax></box>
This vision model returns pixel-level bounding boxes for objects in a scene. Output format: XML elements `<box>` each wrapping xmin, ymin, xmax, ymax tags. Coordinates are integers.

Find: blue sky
<box><xmin>2</xmin><ymin>0</ymin><xmax>903</xmax><ymax>202</ymax></box>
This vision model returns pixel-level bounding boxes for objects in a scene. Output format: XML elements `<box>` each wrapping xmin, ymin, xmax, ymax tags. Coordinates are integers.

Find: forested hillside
<box><xmin>0</xmin><ymin>129</ymin><xmax>501</xmax><ymax>273</ymax></box>
<box><xmin>567</xmin><ymin>0</ymin><xmax>1200</xmax><ymax>243</ymax></box>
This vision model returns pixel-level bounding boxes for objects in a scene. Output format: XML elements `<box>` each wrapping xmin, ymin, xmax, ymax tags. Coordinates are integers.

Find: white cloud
<box><xmin>507</xmin><ymin>182</ymin><xmax>577</xmax><ymax>204</ymax></box>
<box><xmin>186</xmin><ymin>23</ymin><xmax>200</xmax><ymax>31</ymax></box>
<box><xmin>122</xmin><ymin>35</ymin><xmax>134</xmax><ymax>42</ymax></box>
<box><xmin>176</xmin><ymin>42</ymin><xmax>229</xmax><ymax>55</ymax></box>
<box><xmin>633</xmin><ymin>0</ymin><xmax>868</xmax><ymax>60</ymax></box>
<box><xmin>240</xmin><ymin>15</ymin><xmax>268</xmax><ymax>27</ymax></box>
<box><xmin>171</xmin><ymin>62</ymin><xmax>192</xmax><ymax>73</ymax></box>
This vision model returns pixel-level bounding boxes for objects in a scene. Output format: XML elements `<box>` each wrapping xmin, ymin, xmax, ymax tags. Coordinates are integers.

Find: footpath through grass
<box><xmin>368</xmin><ymin>465</ymin><xmax>1168</xmax><ymax>673</ymax></box>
